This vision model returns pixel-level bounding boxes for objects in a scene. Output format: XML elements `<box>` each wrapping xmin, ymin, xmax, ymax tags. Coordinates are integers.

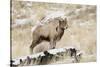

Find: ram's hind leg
<box><xmin>30</xmin><ymin>40</ymin><xmax>39</xmax><ymax>54</ymax></box>
<box><xmin>30</xmin><ymin>41</ymin><xmax>36</xmax><ymax>54</ymax></box>
<box><xmin>30</xmin><ymin>37</ymin><xmax>42</xmax><ymax>54</ymax></box>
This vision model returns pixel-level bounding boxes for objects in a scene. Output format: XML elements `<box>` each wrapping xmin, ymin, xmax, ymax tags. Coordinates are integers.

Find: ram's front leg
<box><xmin>50</xmin><ymin>39</ymin><xmax>56</xmax><ymax>49</ymax></box>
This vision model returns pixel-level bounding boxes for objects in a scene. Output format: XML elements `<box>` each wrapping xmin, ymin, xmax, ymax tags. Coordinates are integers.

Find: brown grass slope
<box><xmin>11</xmin><ymin>1</ymin><xmax>96</xmax><ymax>63</ymax></box>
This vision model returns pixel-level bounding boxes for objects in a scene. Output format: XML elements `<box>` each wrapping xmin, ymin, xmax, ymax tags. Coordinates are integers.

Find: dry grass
<box><xmin>11</xmin><ymin>0</ymin><xmax>96</xmax><ymax>63</ymax></box>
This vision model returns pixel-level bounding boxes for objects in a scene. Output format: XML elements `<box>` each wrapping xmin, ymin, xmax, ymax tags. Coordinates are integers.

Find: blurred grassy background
<box><xmin>11</xmin><ymin>0</ymin><xmax>96</xmax><ymax>63</ymax></box>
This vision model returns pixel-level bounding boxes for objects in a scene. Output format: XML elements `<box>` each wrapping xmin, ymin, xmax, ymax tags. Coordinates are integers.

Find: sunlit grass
<box><xmin>11</xmin><ymin>0</ymin><xmax>96</xmax><ymax>63</ymax></box>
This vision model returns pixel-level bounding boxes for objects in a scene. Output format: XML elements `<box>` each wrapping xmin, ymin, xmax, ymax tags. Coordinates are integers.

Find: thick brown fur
<box><xmin>30</xmin><ymin>17</ymin><xmax>68</xmax><ymax>54</ymax></box>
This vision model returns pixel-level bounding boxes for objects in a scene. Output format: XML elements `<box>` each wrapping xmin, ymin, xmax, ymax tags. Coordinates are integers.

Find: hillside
<box><xmin>11</xmin><ymin>0</ymin><xmax>96</xmax><ymax>63</ymax></box>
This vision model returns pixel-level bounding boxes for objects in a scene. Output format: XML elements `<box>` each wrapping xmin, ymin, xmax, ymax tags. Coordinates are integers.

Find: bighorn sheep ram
<box><xmin>30</xmin><ymin>16</ymin><xmax>68</xmax><ymax>54</ymax></box>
